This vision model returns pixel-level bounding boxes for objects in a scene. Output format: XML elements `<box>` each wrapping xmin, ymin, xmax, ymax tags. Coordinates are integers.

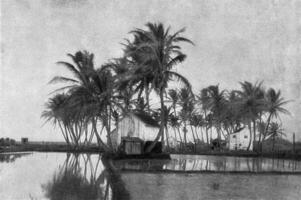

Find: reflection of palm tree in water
<box><xmin>42</xmin><ymin>153</ymin><xmax>130</xmax><ymax>200</ymax></box>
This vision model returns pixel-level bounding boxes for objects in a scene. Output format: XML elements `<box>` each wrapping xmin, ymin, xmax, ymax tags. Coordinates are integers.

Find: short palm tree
<box><xmin>260</xmin><ymin>88</ymin><xmax>290</xmax><ymax>151</ymax></box>
<box><xmin>267</xmin><ymin>122</ymin><xmax>285</xmax><ymax>152</ymax></box>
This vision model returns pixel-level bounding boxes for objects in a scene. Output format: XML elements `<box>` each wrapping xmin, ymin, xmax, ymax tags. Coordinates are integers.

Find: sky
<box><xmin>1</xmin><ymin>0</ymin><xmax>301</xmax><ymax>142</ymax></box>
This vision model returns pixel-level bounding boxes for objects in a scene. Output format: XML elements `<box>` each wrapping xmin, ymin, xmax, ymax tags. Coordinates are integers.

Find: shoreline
<box><xmin>1</xmin><ymin>144</ymin><xmax>300</xmax><ymax>160</ymax></box>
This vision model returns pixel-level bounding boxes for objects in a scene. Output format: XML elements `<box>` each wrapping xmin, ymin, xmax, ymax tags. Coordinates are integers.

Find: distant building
<box><xmin>111</xmin><ymin>112</ymin><xmax>161</xmax><ymax>155</ymax></box>
<box><xmin>21</xmin><ymin>137</ymin><xmax>29</xmax><ymax>144</ymax></box>
<box><xmin>228</xmin><ymin>128</ymin><xmax>252</xmax><ymax>150</ymax></box>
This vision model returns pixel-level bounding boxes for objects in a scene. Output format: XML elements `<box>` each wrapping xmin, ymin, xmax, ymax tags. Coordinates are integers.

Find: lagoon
<box><xmin>0</xmin><ymin>152</ymin><xmax>300</xmax><ymax>200</ymax></box>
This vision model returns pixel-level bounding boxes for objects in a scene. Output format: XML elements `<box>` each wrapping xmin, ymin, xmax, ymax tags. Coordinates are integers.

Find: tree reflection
<box><xmin>0</xmin><ymin>153</ymin><xmax>31</xmax><ymax>163</ymax></box>
<box><xmin>42</xmin><ymin>153</ymin><xmax>130</xmax><ymax>200</ymax></box>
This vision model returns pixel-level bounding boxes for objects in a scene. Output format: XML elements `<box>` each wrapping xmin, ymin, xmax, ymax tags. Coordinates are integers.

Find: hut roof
<box><xmin>132</xmin><ymin>112</ymin><xmax>160</xmax><ymax>128</ymax></box>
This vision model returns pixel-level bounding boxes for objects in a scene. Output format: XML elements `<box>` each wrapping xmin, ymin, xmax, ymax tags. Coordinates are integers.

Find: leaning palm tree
<box><xmin>125</xmin><ymin>22</ymin><xmax>193</xmax><ymax>152</ymax></box>
<box><xmin>42</xmin><ymin>93</ymin><xmax>71</xmax><ymax>145</ymax></box>
<box><xmin>46</xmin><ymin>51</ymin><xmax>121</xmax><ymax>151</ymax></box>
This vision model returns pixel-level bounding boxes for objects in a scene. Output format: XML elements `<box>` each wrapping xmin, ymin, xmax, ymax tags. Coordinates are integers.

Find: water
<box><xmin>0</xmin><ymin>152</ymin><xmax>300</xmax><ymax>200</ymax></box>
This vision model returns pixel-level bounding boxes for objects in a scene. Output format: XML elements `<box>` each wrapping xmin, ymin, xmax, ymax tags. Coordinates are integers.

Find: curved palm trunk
<box><xmin>92</xmin><ymin>119</ymin><xmax>110</xmax><ymax>152</ymax></box>
<box><xmin>146</xmin><ymin>87</ymin><xmax>165</xmax><ymax>153</ymax></box>
<box><xmin>58</xmin><ymin>122</ymin><xmax>69</xmax><ymax>145</ymax></box>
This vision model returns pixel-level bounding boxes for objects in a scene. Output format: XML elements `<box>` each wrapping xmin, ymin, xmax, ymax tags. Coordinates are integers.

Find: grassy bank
<box><xmin>0</xmin><ymin>143</ymin><xmax>104</xmax><ymax>154</ymax></box>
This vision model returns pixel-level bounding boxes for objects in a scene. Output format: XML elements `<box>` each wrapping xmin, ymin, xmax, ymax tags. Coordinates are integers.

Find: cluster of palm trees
<box><xmin>42</xmin><ymin>22</ymin><xmax>289</xmax><ymax>153</ymax></box>
<box><xmin>42</xmin><ymin>22</ymin><xmax>193</xmax><ymax>152</ymax></box>
<box><xmin>165</xmin><ymin>82</ymin><xmax>290</xmax><ymax>152</ymax></box>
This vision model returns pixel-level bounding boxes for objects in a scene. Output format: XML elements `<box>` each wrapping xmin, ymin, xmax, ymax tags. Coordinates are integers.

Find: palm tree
<box><xmin>238</xmin><ymin>81</ymin><xmax>265</xmax><ymax>151</ymax></box>
<box><xmin>125</xmin><ymin>22</ymin><xmax>193</xmax><ymax>152</ymax></box>
<box><xmin>169</xmin><ymin>114</ymin><xmax>182</xmax><ymax>148</ymax></box>
<box><xmin>178</xmin><ymin>88</ymin><xmax>194</xmax><ymax>147</ymax></box>
<box><xmin>222</xmin><ymin>90</ymin><xmax>245</xmax><ymax>139</ymax></box>
<box><xmin>189</xmin><ymin>112</ymin><xmax>201</xmax><ymax>152</ymax></box>
<box><xmin>260</xmin><ymin>88</ymin><xmax>290</xmax><ymax>151</ymax></box>
<box><xmin>168</xmin><ymin>89</ymin><xmax>179</xmax><ymax>115</ymax></box>
<box><xmin>203</xmin><ymin>85</ymin><xmax>226</xmax><ymax>143</ymax></box>
<box><xmin>267</xmin><ymin>122</ymin><xmax>285</xmax><ymax>152</ymax></box>
<box><xmin>197</xmin><ymin>88</ymin><xmax>212</xmax><ymax>146</ymax></box>
<box><xmin>42</xmin><ymin>93</ymin><xmax>71</xmax><ymax>145</ymax></box>
<box><xmin>46</xmin><ymin>51</ymin><xmax>123</xmax><ymax>151</ymax></box>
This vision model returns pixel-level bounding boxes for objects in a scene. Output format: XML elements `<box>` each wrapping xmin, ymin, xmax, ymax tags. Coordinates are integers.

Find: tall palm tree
<box><xmin>178</xmin><ymin>88</ymin><xmax>194</xmax><ymax>147</ymax></box>
<box><xmin>238</xmin><ymin>81</ymin><xmax>265</xmax><ymax>151</ymax></box>
<box><xmin>197</xmin><ymin>88</ymin><xmax>212</xmax><ymax>146</ymax></box>
<box><xmin>203</xmin><ymin>85</ymin><xmax>226</xmax><ymax>143</ymax></box>
<box><xmin>125</xmin><ymin>22</ymin><xmax>193</xmax><ymax>152</ymax></box>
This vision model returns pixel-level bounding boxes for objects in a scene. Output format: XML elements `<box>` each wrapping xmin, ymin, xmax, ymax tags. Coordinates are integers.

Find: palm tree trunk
<box><xmin>184</xmin><ymin>121</ymin><xmax>188</xmax><ymax>146</ymax></box>
<box><xmin>206</xmin><ymin>127</ymin><xmax>210</xmax><ymax>147</ymax></box>
<box><xmin>261</xmin><ymin>113</ymin><xmax>272</xmax><ymax>152</ymax></box>
<box><xmin>194</xmin><ymin>127</ymin><xmax>200</xmax><ymax>141</ymax></box>
<box><xmin>247</xmin><ymin>123</ymin><xmax>252</xmax><ymax>151</ymax></box>
<box><xmin>144</xmin><ymin>78</ymin><xmax>150</xmax><ymax>113</ymax></box>
<box><xmin>252</xmin><ymin>119</ymin><xmax>257</xmax><ymax>151</ymax></box>
<box><xmin>58</xmin><ymin>122</ymin><xmax>69</xmax><ymax>144</ymax></box>
<box><xmin>177</xmin><ymin>127</ymin><xmax>183</xmax><ymax>150</ymax></box>
<box><xmin>146</xmin><ymin>87</ymin><xmax>165</xmax><ymax>153</ymax></box>
<box><xmin>92</xmin><ymin>119</ymin><xmax>109</xmax><ymax>151</ymax></box>
<box><xmin>173</xmin><ymin>127</ymin><xmax>178</xmax><ymax>142</ymax></box>
<box><xmin>190</xmin><ymin>125</ymin><xmax>197</xmax><ymax>152</ymax></box>
<box><xmin>165</xmin><ymin>126</ymin><xmax>170</xmax><ymax>150</ymax></box>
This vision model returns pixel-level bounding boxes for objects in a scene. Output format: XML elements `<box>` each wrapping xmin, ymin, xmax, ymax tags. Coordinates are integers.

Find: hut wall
<box><xmin>229</xmin><ymin>129</ymin><xmax>252</xmax><ymax>150</ymax></box>
<box><xmin>114</xmin><ymin>114</ymin><xmax>159</xmax><ymax>147</ymax></box>
<box><xmin>124</xmin><ymin>141</ymin><xmax>142</xmax><ymax>155</ymax></box>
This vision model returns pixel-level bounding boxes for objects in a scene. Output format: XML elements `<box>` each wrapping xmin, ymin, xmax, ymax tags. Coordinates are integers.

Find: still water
<box><xmin>0</xmin><ymin>152</ymin><xmax>300</xmax><ymax>200</ymax></box>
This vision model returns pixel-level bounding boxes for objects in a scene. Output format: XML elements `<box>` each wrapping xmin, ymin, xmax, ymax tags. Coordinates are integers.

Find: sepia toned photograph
<box><xmin>1</xmin><ymin>0</ymin><xmax>301</xmax><ymax>199</ymax></box>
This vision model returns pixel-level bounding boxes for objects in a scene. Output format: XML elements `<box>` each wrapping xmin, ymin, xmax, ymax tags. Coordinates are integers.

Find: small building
<box><xmin>120</xmin><ymin>137</ymin><xmax>143</xmax><ymax>155</ymax></box>
<box><xmin>111</xmin><ymin>112</ymin><xmax>160</xmax><ymax>155</ymax></box>
<box><xmin>228</xmin><ymin>129</ymin><xmax>252</xmax><ymax>150</ymax></box>
<box><xmin>21</xmin><ymin>137</ymin><xmax>28</xmax><ymax>144</ymax></box>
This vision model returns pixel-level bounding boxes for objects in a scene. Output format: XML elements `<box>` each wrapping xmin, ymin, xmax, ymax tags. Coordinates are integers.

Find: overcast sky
<box><xmin>1</xmin><ymin>0</ymin><xmax>301</xmax><ymax>142</ymax></box>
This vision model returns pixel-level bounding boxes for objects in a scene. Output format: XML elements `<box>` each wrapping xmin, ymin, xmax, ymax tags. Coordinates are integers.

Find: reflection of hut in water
<box><xmin>111</xmin><ymin>112</ymin><xmax>161</xmax><ymax>155</ymax></box>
